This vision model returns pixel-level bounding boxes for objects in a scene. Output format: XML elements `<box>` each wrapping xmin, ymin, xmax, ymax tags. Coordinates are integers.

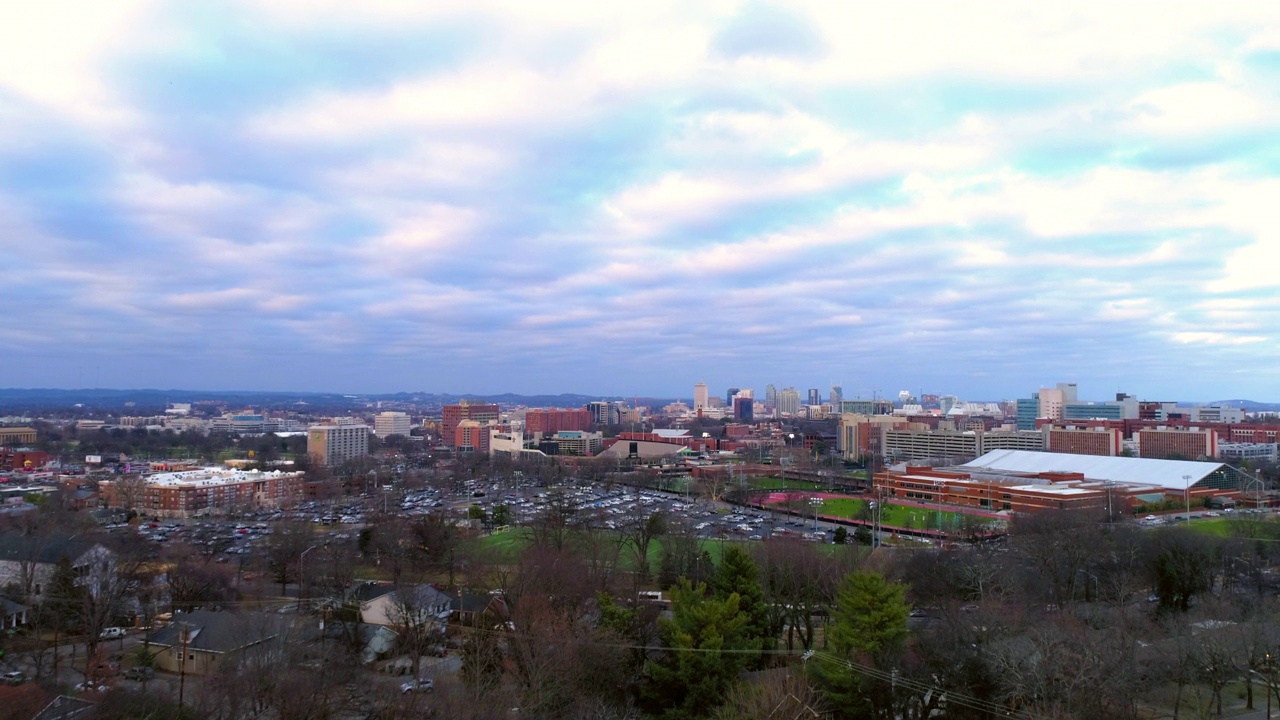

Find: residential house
<box><xmin>348</xmin><ymin>581</ymin><xmax>452</xmax><ymax>629</ymax></box>
<box><xmin>0</xmin><ymin>535</ymin><xmax>116</xmax><ymax>602</ymax></box>
<box><xmin>0</xmin><ymin>595</ymin><xmax>28</xmax><ymax>628</ymax></box>
<box><xmin>146</xmin><ymin>610</ymin><xmax>290</xmax><ymax>676</ymax></box>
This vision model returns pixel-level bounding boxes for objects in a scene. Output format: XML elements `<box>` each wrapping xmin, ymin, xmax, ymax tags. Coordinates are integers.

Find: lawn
<box><xmin>816</xmin><ymin>497</ymin><xmax>967</xmax><ymax>532</ymax></box>
<box><xmin>457</xmin><ymin>527</ymin><xmax>865</xmax><ymax>575</ymax></box>
<box><xmin>1190</xmin><ymin>514</ymin><xmax>1280</xmax><ymax>539</ymax></box>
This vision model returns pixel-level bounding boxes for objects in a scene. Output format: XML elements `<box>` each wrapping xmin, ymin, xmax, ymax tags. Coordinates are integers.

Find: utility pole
<box><xmin>179</xmin><ymin>625</ymin><xmax>190</xmax><ymax>707</ymax></box>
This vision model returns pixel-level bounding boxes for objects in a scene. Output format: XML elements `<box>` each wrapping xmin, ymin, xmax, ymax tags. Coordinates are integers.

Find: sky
<box><xmin>3</xmin><ymin>1</ymin><xmax>1280</xmax><ymax>401</ymax></box>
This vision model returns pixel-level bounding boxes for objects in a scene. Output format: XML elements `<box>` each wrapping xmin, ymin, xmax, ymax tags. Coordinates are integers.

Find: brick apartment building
<box><xmin>454</xmin><ymin>420</ymin><xmax>509</xmax><ymax>454</ymax></box>
<box><xmin>1045</xmin><ymin>427</ymin><xmax>1123</xmax><ymax>456</ymax></box>
<box><xmin>524</xmin><ymin>408</ymin><xmax>591</xmax><ymax>437</ymax></box>
<box><xmin>442</xmin><ymin>403</ymin><xmax>500</xmax><ymax>447</ymax></box>
<box><xmin>1137</xmin><ymin>428</ymin><xmax>1217</xmax><ymax>460</ymax></box>
<box><xmin>100</xmin><ymin>468</ymin><xmax>305</xmax><ymax>518</ymax></box>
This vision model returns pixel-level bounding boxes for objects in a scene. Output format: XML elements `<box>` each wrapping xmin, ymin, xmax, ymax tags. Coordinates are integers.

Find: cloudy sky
<box><xmin>3</xmin><ymin>1</ymin><xmax>1280</xmax><ymax>401</ymax></box>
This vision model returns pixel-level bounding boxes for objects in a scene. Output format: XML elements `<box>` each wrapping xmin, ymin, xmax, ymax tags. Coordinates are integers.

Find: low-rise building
<box><xmin>0</xmin><ymin>428</ymin><xmax>37</xmax><ymax>445</ymax></box>
<box><xmin>100</xmin><ymin>468</ymin><xmax>305</xmax><ymax>518</ymax></box>
<box><xmin>147</xmin><ymin>610</ymin><xmax>290</xmax><ymax>676</ymax></box>
<box><xmin>541</xmin><ymin>431</ymin><xmax>603</xmax><ymax>456</ymax></box>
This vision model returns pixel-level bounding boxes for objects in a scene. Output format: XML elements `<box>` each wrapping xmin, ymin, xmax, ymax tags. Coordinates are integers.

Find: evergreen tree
<box><xmin>44</xmin><ymin>555</ymin><xmax>85</xmax><ymax>633</ymax></box>
<box><xmin>645</xmin><ymin>579</ymin><xmax>751</xmax><ymax>720</ymax></box>
<box><xmin>813</xmin><ymin>571</ymin><xmax>910</xmax><ymax>719</ymax></box>
<box><xmin>709</xmin><ymin>545</ymin><xmax>773</xmax><ymax>667</ymax></box>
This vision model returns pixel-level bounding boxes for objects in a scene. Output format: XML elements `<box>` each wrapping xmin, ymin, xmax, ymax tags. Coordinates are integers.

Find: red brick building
<box><xmin>0</xmin><ymin>449</ymin><xmax>50</xmax><ymax>471</ymax></box>
<box><xmin>100</xmin><ymin>468</ymin><xmax>305</xmax><ymax>518</ymax></box>
<box><xmin>454</xmin><ymin>421</ymin><xmax>508</xmax><ymax>454</ymax></box>
<box><xmin>441</xmin><ymin>403</ymin><xmax>500</xmax><ymax>448</ymax></box>
<box><xmin>524</xmin><ymin>408</ymin><xmax>591</xmax><ymax>437</ymax></box>
<box><xmin>1138</xmin><ymin>428</ymin><xmax>1217</xmax><ymax>460</ymax></box>
<box><xmin>1045</xmin><ymin>427</ymin><xmax>1122</xmax><ymax>456</ymax></box>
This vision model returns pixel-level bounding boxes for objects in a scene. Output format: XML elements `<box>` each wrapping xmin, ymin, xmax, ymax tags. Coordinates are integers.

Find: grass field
<box><xmin>817</xmin><ymin>497</ymin><xmax>966</xmax><ymax>531</ymax></box>
<box><xmin>459</xmin><ymin>527</ymin><xmax>866</xmax><ymax>574</ymax></box>
<box><xmin>1189</xmin><ymin>514</ymin><xmax>1280</xmax><ymax>539</ymax></box>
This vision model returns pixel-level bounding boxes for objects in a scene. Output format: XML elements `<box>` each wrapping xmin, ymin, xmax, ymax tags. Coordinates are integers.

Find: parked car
<box><xmin>2</xmin><ymin>671</ymin><xmax>26</xmax><ymax>685</ymax></box>
<box><xmin>75</xmin><ymin>680</ymin><xmax>109</xmax><ymax>693</ymax></box>
<box><xmin>125</xmin><ymin>667</ymin><xmax>155</xmax><ymax>681</ymax></box>
<box><xmin>400</xmin><ymin>678</ymin><xmax>434</xmax><ymax>694</ymax></box>
<box><xmin>99</xmin><ymin>627</ymin><xmax>127</xmax><ymax>640</ymax></box>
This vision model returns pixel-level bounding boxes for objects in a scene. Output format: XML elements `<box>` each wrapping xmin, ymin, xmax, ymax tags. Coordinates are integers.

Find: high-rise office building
<box><xmin>726</xmin><ymin>388</ymin><xmax>741</xmax><ymax>406</ymax></box>
<box><xmin>1036</xmin><ymin>383</ymin><xmax>1077</xmax><ymax>422</ymax></box>
<box><xmin>308</xmin><ymin>424</ymin><xmax>370</xmax><ymax>466</ymax></box>
<box><xmin>587</xmin><ymin>401</ymin><xmax>625</xmax><ymax>425</ymax></box>
<box><xmin>829</xmin><ymin>385</ymin><xmax>843</xmax><ymax>408</ymax></box>
<box><xmin>1016</xmin><ymin>395</ymin><xmax>1040</xmax><ymax>430</ymax></box>
<box><xmin>733</xmin><ymin>396</ymin><xmax>754</xmax><ymax>422</ymax></box>
<box><xmin>807</xmin><ymin>389</ymin><xmax>821</xmax><ymax>406</ymax></box>
<box><xmin>777</xmin><ymin>388</ymin><xmax>801</xmax><ymax>416</ymax></box>
<box><xmin>694</xmin><ymin>382</ymin><xmax>709</xmax><ymax>412</ymax></box>
<box><xmin>373</xmin><ymin>411</ymin><xmax>412</xmax><ymax>438</ymax></box>
<box><xmin>765</xmin><ymin>384</ymin><xmax>777</xmax><ymax>408</ymax></box>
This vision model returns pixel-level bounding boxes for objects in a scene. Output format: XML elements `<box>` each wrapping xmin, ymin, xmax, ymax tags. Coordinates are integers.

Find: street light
<box><xmin>300</xmin><ymin>544</ymin><xmax>319</xmax><ymax>608</ymax></box>
<box><xmin>1251</xmin><ymin>656</ymin><xmax>1273</xmax><ymax>719</ymax></box>
<box><xmin>1183</xmin><ymin>474</ymin><xmax>1192</xmax><ymax>521</ymax></box>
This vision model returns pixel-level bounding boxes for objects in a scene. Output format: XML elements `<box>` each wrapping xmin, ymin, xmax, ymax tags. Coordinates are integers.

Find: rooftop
<box><xmin>145</xmin><ymin>467</ymin><xmax>303</xmax><ymax>487</ymax></box>
<box><xmin>960</xmin><ymin>449</ymin><xmax>1226</xmax><ymax>491</ymax></box>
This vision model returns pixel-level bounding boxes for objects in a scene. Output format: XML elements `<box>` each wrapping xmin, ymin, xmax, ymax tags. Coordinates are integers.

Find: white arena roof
<box><xmin>960</xmin><ymin>449</ymin><xmax>1227</xmax><ymax>491</ymax></box>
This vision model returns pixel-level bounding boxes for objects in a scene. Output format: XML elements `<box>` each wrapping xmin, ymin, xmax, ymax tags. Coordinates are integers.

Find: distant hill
<box><xmin>1205</xmin><ymin>399</ymin><xmax>1280</xmax><ymax>413</ymax></box>
<box><xmin>0</xmin><ymin>388</ymin><xmax>677</xmax><ymax>412</ymax></box>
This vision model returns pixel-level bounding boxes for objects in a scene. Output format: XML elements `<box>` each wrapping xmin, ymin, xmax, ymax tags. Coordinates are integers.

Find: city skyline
<box><xmin>3</xmin><ymin>3</ymin><xmax>1280</xmax><ymax>399</ymax></box>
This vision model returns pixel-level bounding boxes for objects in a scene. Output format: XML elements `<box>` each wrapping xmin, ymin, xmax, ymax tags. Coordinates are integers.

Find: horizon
<box><xmin>0</xmin><ymin>385</ymin><xmax>1271</xmax><ymax>407</ymax></box>
<box><xmin>3</xmin><ymin>3</ymin><xmax>1279</xmax><ymax>398</ymax></box>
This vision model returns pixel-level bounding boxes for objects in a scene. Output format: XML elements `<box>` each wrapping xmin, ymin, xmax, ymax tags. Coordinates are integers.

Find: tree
<box><xmin>263</xmin><ymin>523</ymin><xmax>313</xmax><ymax>596</ymax></box>
<box><xmin>814</xmin><ymin>571</ymin><xmax>910</xmax><ymax>719</ymax></box>
<box><xmin>529</xmin><ymin>491</ymin><xmax>578</xmax><ymax>552</ymax></box>
<box><xmin>491</xmin><ymin>504</ymin><xmax>512</xmax><ymax>528</ymax></box>
<box><xmin>166</xmin><ymin>555</ymin><xmax>239</xmax><ymax>612</ymax></box>
<box><xmin>710</xmin><ymin>545</ymin><xmax>772</xmax><ymax>667</ymax></box>
<box><xmin>657</xmin><ymin>520</ymin><xmax>713</xmax><ymax>589</ymax></box>
<box><xmin>756</xmin><ymin>538</ymin><xmax>843</xmax><ymax>654</ymax></box>
<box><xmin>386</xmin><ymin>584</ymin><xmax>448</xmax><ymax>680</ymax></box>
<box><xmin>644</xmin><ymin>579</ymin><xmax>752</xmax><ymax>719</ymax></box>
<box><xmin>1147</xmin><ymin>528</ymin><xmax>1214</xmax><ymax>612</ymax></box>
<box><xmin>623</xmin><ymin>509</ymin><xmax>667</xmax><ymax>582</ymax></box>
<box><xmin>833</xmin><ymin>526</ymin><xmax>848</xmax><ymax>545</ymax></box>
<box><xmin>829</xmin><ymin>571</ymin><xmax>909</xmax><ymax>660</ymax></box>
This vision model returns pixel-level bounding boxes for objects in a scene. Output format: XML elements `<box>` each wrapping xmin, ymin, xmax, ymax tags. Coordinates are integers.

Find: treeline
<box><xmin>429</xmin><ymin>503</ymin><xmax>1280</xmax><ymax>719</ymax></box>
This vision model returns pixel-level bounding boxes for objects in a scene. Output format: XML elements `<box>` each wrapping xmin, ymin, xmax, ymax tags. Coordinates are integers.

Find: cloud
<box><xmin>0</xmin><ymin>1</ymin><xmax>1278</xmax><ymax>399</ymax></box>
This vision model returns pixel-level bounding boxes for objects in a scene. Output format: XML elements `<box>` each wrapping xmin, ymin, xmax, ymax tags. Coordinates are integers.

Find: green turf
<box><xmin>1190</xmin><ymin>515</ymin><xmax>1280</xmax><ymax>539</ymax></box>
<box><xmin>815</xmin><ymin>497</ymin><xmax>968</xmax><ymax>531</ymax></box>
